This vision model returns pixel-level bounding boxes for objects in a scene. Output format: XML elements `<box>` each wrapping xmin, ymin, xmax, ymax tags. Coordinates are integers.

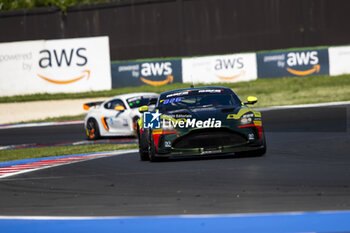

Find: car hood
<box><xmin>162</xmin><ymin>105</ymin><xmax>242</xmax><ymax>121</ymax></box>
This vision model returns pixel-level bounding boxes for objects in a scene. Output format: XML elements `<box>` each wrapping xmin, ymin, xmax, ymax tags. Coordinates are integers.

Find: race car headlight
<box><xmin>240</xmin><ymin>113</ymin><xmax>254</xmax><ymax>124</ymax></box>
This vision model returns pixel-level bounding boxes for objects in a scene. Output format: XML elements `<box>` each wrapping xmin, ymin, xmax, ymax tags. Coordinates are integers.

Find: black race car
<box><xmin>137</xmin><ymin>86</ymin><xmax>266</xmax><ymax>161</ymax></box>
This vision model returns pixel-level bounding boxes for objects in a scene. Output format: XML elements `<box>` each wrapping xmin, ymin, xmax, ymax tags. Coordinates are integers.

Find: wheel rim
<box><xmin>132</xmin><ymin>122</ymin><xmax>137</xmax><ymax>131</ymax></box>
<box><xmin>87</xmin><ymin>121</ymin><xmax>96</xmax><ymax>139</ymax></box>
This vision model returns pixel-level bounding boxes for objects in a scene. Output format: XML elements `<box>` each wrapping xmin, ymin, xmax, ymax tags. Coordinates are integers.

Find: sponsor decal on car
<box><xmin>165</xmin><ymin>91</ymin><xmax>190</xmax><ymax>98</ymax></box>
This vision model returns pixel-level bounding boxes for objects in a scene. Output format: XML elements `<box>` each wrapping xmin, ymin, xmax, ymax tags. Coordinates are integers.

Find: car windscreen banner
<box><xmin>0</xmin><ymin>36</ymin><xmax>111</xmax><ymax>97</ymax></box>
<box><xmin>182</xmin><ymin>53</ymin><xmax>257</xmax><ymax>84</ymax></box>
<box><xmin>257</xmin><ymin>49</ymin><xmax>329</xmax><ymax>78</ymax></box>
<box><xmin>111</xmin><ymin>59</ymin><xmax>182</xmax><ymax>88</ymax></box>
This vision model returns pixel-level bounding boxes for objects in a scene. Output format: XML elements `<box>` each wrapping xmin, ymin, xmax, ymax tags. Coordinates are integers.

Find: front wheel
<box><xmin>250</xmin><ymin>134</ymin><xmax>267</xmax><ymax>157</ymax></box>
<box><xmin>251</xmin><ymin>145</ymin><xmax>266</xmax><ymax>157</ymax></box>
<box><xmin>147</xmin><ymin>135</ymin><xmax>168</xmax><ymax>162</ymax></box>
<box><xmin>237</xmin><ymin>134</ymin><xmax>267</xmax><ymax>157</ymax></box>
<box><xmin>139</xmin><ymin>129</ymin><xmax>150</xmax><ymax>161</ymax></box>
<box><xmin>86</xmin><ymin>118</ymin><xmax>100</xmax><ymax>140</ymax></box>
<box><xmin>255</xmin><ymin>127</ymin><xmax>267</xmax><ymax>156</ymax></box>
<box><xmin>132</xmin><ymin>116</ymin><xmax>140</xmax><ymax>132</ymax></box>
<box><xmin>148</xmin><ymin>135</ymin><xmax>158</xmax><ymax>162</ymax></box>
<box><xmin>148</xmin><ymin>134</ymin><xmax>167</xmax><ymax>162</ymax></box>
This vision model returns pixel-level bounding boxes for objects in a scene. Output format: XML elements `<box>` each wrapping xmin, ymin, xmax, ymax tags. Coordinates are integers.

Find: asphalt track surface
<box><xmin>0</xmin><ymin>105</ymin><xmax>350</xmax><ymax>216</ymax></box>
<box><xmin>0</xmin><ymin>124</ymin><xmax>85</xmax><ymax>146</ymax></box>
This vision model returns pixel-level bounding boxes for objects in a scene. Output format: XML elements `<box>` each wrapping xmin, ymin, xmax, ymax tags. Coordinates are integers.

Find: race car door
<box><xmin>102</xmin><ymin>99</ymin><xmax>131</xmax><ymax>133</ymax></box>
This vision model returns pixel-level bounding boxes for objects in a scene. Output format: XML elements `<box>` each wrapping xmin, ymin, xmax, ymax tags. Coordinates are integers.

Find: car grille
<box><xmin>172</xmin><ymin>128</ymin><xmax>247</xmax><ymax>149</ymax></box>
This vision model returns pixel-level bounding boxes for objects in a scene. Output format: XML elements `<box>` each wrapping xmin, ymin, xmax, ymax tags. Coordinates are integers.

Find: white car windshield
<box><xmin>126</xmin><ymin>96</ymin><xmax>156</xmax><ymax>109</ymax></box>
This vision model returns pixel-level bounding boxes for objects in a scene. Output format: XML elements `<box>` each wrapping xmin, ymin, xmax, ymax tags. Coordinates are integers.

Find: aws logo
<box><xmin>286</xmin><ymin>51</ymin><xmax>320</xmax><ymax>76</ymax></box>
<box><xmin>140</xmin><ymin>62</ymin><xmax>173</xmax><ymax>86</ymax></box>
<box><xmin>214</xmin><ymin>58</ymin><xmax>245</xmax><ymax>80</ymax></box>
<box><xmin>37</xmin><ymin>48</ymin><xmax>90</xmax><ymax>84</ymax></box>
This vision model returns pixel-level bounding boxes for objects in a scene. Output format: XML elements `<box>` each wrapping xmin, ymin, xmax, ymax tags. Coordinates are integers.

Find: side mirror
<box><xmin>139</xmin><ymin>105</ymin><xmax>148</xmax><ymax>113</ymax></box>
<box><xmin>244</xmin><ymin>96</ymin><xmax>258</xmax><ymax>105</ymax></box>
<box><xmin>114</xmin><ymin>105</ymin><xmax>125</xmax><ymax>111</ymax></box>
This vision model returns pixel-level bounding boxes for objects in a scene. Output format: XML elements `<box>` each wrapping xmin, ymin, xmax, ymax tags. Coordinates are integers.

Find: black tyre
<box><xmin>252</xmin><ymin>145</ymin><xmax>266</xmax><ymax>156</ymax></box>
<box><xmin>236</xmin><ymin>130</ymin><xmax>267</xmax><ymax>157</ymax></box>
<box><xmin>251</xmin><ymin>132</ymin><xmax>267</xmax><ymax>157</ymax></box>
<box><xmin>132</xmin><ymin>116</ymin><xmax>140</xmax><ymax>132</ymax></box>
<box><xmin>148</xmin><ymin>133</ymin><xmax>159</xmax><ymax>162</ymax></box>
<box><xmin>139</xmin><ymin>129</ymin><xmax>150</xmax><ymax>161</ymax></box>
<box><xmin>86</xmin><ymin>118</ymin><xmax>100</xmax><ymax>140</ymax></box>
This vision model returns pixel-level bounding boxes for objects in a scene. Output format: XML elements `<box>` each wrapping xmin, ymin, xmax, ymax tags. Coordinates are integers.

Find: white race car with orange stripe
<box><xmin>84</xmin><ymin>92</ymin><xmax>159</xmax><ymax>139</ymax></box>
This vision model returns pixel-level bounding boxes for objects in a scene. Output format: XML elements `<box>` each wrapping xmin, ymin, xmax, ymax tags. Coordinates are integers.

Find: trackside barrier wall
<box><xmin>329</xmin><ymin>45</ymin><xmax>350</xmax><ymax>76</ymax></box>
<box><xmin>0</xmin><ymin>36</ymin><xmax>111</xmax><ymax>97</ymax></box>
<box><xmin>2</xmin><ymin>39</ymin><xmax>350</xmax><ymax>95</ymax></box>
<box><xmin>257</xmin><ymin>49</ymin><xmax>329</xmax><ymax>78</ymax></box>
<box><xmin>182</xmin><ymin>53</ymin><xmax>257</xmax><ymax>84</ymax></box>
<box><xmin>110</xmin><ymin>45</ymin><xmax>350</xmax><ymax>88</ymax></box>
<box><xmin>111</xmin><ymin>59</ymin><xmax>182</xmax><ymax>88</ymax></box>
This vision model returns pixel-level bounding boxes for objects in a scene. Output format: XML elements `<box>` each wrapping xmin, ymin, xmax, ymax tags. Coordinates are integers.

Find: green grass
<box><xmin>3</xmin><ymin>74</ymin><xmax>350</xmax><ymax>108</ymax></box>
<box><xmin>0</xmin><ymin>144</ymin><xmax>138</xmax><ymax>162</ymax></box>
<box><xmin>229</xmin><ymin>74</ymin><xmax>350</xmax><ymax>107</ymax></box>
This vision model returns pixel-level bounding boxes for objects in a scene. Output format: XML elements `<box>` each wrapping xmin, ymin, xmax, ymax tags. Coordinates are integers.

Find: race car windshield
<box><xmin>127</xmin><ymin>97</ymin><xmax>153</xmax><ymax>109</ymax></box>
<box><xmin>158</xmin><ymin>93</ymin><xmax>240</xmax><ymax>112</ymax></box>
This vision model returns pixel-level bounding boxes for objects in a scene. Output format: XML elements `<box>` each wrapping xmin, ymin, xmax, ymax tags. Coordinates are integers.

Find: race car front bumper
<box><xmin>153</xmin><ymin>127</ymin><xmax>265</xmax><ymax>158</ymax></box>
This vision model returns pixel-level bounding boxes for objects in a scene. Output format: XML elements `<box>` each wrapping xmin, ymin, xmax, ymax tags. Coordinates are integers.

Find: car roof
<box><xmin>111</xmin><ymin>92</ymin><xmax>159</xmax><ymax>100</ymax></box>
<box><xmin>160</xmin><ymin>86</ymin><xmax>233</xmax><ymax>96</ymax></box>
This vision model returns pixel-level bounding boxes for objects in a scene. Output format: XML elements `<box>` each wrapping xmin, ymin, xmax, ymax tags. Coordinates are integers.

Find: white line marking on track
<box><xmin>0</xmin><ymin>210</ymin><xmax>349</xmax><ymax>220</ymax></box>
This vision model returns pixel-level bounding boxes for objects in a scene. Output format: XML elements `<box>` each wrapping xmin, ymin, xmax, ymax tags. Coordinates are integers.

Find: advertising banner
<box><xmin>0</xmin><ymin>36</ymin><xmax>111</xmax><ymax>97</ymax></box>
<box><xmin>182</xmin><ymin>53</ymin><xmax>257</xmax><ymax>84</ymax></box>
<box><xmin>111</xmin><ymin>59</ymin><xmax>182</xmax><ymax>88</ymax></box>
<box><xmin>329</xmin><ymin>46</ymin><xmax>350</xmax><ymax>76</ymax></box>
<box><xmin>257</xmin><ymin>49</ymin><xmax>329</xmax><ymax>78</ymax></box>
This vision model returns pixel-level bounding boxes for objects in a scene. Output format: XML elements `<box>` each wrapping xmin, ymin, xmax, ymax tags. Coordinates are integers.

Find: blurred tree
<box><xmin>0</xmin><ymin>0</ymin><xmax>112</xmax><ymax>12</ymax></box>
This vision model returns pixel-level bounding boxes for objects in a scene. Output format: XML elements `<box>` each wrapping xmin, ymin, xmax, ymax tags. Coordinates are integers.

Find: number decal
<box><xmin>165</xmin><ymin>141</ymin><xmax>171</xmax><ymax>147</ymax></box>
<box><xmin>162</xmin><ymin>97</ymin><xmax>181</xmax><ymax>105</ymax></box>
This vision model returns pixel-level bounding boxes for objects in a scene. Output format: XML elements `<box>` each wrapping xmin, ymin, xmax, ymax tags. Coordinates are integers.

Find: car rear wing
<box><xmin>83</xmin><ymin>101</ymin><xmax>104</xmax><ymax>111</ymax></box>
